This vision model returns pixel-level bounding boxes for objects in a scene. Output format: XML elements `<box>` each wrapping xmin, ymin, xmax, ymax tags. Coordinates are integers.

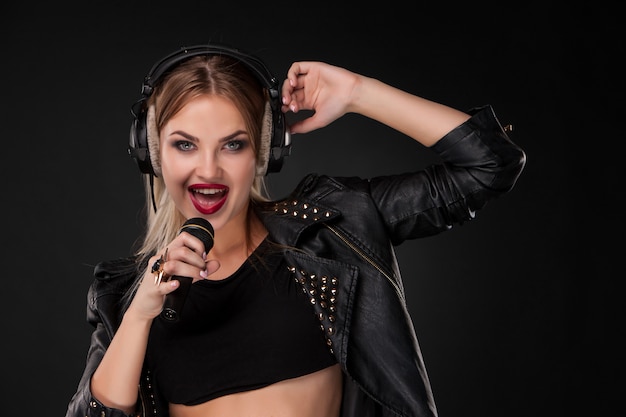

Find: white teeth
<box><xmin>194</xmin><ymin>188</ymin><xmax>225</xmax><ymax>195</ymax></box>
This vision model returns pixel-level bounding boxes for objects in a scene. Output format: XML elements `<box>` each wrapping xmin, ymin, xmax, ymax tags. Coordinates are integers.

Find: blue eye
<box><xmin>175</xmin><ymin>141</ymin><xmax>195</xmax><ymax>151</ymax></box>
<box><xmin>225</xmin><ymin>140</ymin><xmax>246</xmax><ymax>151</ymax></box>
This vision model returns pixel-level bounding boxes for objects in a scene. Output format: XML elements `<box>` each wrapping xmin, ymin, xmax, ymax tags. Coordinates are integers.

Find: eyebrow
<box><xmin>168</xmin><ymin>130</ymin><xmax>248</xmax><ymax>144</ymax></box>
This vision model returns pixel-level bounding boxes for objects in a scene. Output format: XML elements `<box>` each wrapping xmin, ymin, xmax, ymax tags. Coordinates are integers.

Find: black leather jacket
<box><xmin>66</xmin><ymin>105</ymin><xmax>525</xmax><ymax>417</ymax></box>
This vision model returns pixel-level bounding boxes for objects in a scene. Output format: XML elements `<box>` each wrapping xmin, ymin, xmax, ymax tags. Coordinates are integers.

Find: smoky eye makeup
<box><xmin>173</xmin><ymin>139</ymin><xmax>195</xmax><ymax>151</ymax></box>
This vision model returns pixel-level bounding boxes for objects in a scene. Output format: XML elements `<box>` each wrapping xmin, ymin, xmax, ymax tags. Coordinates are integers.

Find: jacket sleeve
<box><xmin>65</xmin><ymin>261</ymin><xmax>141</xmax><ymax>417</ymax></box>
<box><xmin>368</xmin><ymin>104</ymin><xmax>526</xmax><ymax>244</ymax></box>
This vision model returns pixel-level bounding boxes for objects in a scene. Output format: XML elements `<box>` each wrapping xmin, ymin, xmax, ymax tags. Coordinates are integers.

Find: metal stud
<box><xmin>288</xmin><ymin>264</ymin><xmax>340</xmax><ymax>356</ymax></box>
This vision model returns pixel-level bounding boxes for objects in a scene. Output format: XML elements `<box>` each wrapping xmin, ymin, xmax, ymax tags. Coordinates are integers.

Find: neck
<box><xmin>204</xmin><ymin>211</ymin><xmax>268</xmax><ymax>281</ymax></box>
<box><xmin>211</xmin><ymin>211</ymin><xmax>267</xmax><ymax>259</ymax></box>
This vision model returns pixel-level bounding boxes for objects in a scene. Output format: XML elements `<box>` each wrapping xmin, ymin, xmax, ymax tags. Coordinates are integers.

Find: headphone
<box><xmin>128</xmin><ymin>44</ymin><xmax>291</xmax><ymax>177</ymax></box>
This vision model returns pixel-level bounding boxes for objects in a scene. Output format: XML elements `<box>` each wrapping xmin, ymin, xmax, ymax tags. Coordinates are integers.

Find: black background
<box><xmin>1</xmin><ymin>1</ymin><xmax>622</xmax><ymax>416</ymax></box>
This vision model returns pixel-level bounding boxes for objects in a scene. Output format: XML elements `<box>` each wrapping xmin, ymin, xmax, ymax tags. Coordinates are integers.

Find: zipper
<box><xmin>324</xmin><ymin>224</ymin><xmax>405</xmax><ymax>303</ymax></box>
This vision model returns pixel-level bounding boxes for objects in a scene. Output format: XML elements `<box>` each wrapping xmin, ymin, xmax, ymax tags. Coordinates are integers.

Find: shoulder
<box><xmin>290</xmin><ymin>173</ymin><xmax>371</xmax><ymax>199</ymax></box>
<box><xmin>84</xmin><ymin>256</ymin><xmax>139</xmax><ymax>329</ymax></box>
<box><xmin>90</xmin><ymin>256</ymin><xmax>138</xmax><ymax>297</ymax></box>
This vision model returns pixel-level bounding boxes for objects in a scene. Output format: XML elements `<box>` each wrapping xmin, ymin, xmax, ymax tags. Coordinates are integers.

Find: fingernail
<box><xmin>200</xmin><ymin>269</ymin><xmax>208</xmax><ymax>278</ymax></box>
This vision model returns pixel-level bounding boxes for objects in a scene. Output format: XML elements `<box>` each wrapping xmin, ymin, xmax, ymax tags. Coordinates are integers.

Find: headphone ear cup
<box><xmin>256</xmin><ymin>102</ymin><xmax>273</xmax><ymax>177</ymax></box>
<box><xmin>145</xmin><ymin>105</ymin><xmax>162</xmax><ymax>177</ymax></box>
<box><xmin>265</xmin><ymin>101</ymin><xmax>291</xmax><ymax>174</ymax></box>
<box><xmin>129</xmin><ymin>107</ymin><xmax>155</xmax><ymax>175</ymax></box>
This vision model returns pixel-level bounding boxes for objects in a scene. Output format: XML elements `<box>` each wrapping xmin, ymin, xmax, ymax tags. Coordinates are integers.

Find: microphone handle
<box><xmin>161</xmin><ymin>276</ymin><xmax>193</xmax><ymax>322</ymax></box>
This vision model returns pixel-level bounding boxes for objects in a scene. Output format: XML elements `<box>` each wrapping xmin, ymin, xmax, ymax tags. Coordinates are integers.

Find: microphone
<box><xmin>161</xmin><ymin>217</ymin><xmax>214</xmax><ymax>322</ymax></box>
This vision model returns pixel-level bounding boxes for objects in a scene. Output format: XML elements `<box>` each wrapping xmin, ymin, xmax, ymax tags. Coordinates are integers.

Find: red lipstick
<box><xmin>189</xmin><ymin>184</ymin><xmax>228</xmax><ymax>215</ymax></box>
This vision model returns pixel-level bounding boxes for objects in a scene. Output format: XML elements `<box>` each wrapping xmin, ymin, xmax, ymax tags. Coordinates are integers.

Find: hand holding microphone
<box><xmin>158</xmin><ymin>217</ymin><xmax>214</xmax><ymax>322</ymax></box>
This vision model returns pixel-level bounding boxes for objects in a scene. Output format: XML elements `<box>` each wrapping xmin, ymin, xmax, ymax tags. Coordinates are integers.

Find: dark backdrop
<box><xmin>2</xmin><ymin>2</ymin><xmax>622</xmax><ymax>417</ymax></box>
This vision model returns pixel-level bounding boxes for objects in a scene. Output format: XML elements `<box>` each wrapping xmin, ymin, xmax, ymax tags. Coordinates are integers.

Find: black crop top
<box><xmin>145</xmin><ymin>238</ymin><xmax>337</xmax><ymax>405</ymax></box>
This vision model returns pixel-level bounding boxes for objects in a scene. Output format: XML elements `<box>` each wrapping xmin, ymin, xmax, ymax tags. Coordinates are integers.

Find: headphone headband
<box><xmin>140</xmin><ymin>45</ymin><xmax>279</xmax><ymax>99</ymax></box>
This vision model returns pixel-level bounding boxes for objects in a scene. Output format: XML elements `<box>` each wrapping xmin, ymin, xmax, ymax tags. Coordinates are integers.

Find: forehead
<box><xmin>167</xmin><ymin>95</ymin><xmax>245</xmax><ymax>128</ymax></box>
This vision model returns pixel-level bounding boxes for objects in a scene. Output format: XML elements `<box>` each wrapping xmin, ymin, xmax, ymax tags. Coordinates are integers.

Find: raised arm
<box><xmin>281</xmin><ymin>61</ymin><xmax>470</xmax><ymax>146</ymax></box>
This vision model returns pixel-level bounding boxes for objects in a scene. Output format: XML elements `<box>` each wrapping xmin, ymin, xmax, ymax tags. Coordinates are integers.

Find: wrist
<box><xmin>123</xmin><ymin>305</ymin><xmax>156</xmax><ymax>327</ymax></box>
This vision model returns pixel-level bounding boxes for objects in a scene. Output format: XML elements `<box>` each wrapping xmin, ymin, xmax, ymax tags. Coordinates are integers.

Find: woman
<box><xmin>66</xmin><ymin>44</ymin><xmax>526</xmax><ymax>417</ymax></box>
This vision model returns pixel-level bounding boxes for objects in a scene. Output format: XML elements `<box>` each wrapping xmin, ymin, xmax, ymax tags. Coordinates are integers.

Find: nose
<box><xmin>195</xmin><ymin>149</ymin><xmax>222</xmax><ymax>178</ymax></box>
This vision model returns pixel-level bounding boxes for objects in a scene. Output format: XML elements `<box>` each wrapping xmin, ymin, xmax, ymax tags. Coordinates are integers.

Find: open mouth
<box><xmin>189</xmin><ymin>187</ymin><xmax>228</xmax><ymax>214</ymax></box>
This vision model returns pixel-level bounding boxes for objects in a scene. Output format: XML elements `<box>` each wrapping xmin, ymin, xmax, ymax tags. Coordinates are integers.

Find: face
<box><xmin>159</xmin><ymin>95</ymin><xmax>257</xmax><ymax>232</ymax></box>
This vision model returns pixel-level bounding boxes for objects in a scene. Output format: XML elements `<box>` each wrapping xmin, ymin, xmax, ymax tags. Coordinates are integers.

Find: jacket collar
<box><xmin>257</xmin><ymin>174</ymin><xmax>342</xmax><ymax>246</ymax></box>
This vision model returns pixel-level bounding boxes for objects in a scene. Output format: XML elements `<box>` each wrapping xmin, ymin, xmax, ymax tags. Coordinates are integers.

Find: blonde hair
<box><xmin>129</xmin><ymin>54</ymin><xmax>274</xmax><ymax>292</ymax></box>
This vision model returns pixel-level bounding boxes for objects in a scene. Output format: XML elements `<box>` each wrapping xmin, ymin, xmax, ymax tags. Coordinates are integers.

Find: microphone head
<box><xmin>179</xmin><ymin>217</ymin><xmax>214</xmax><ymax>253</ymax></box>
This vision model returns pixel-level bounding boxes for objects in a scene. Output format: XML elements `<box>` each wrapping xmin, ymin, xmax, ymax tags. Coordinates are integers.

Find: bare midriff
<box><xmin>169</xmin><ymin>364</ymin><xmax>343</xmax><ymax>417</ymax></box>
